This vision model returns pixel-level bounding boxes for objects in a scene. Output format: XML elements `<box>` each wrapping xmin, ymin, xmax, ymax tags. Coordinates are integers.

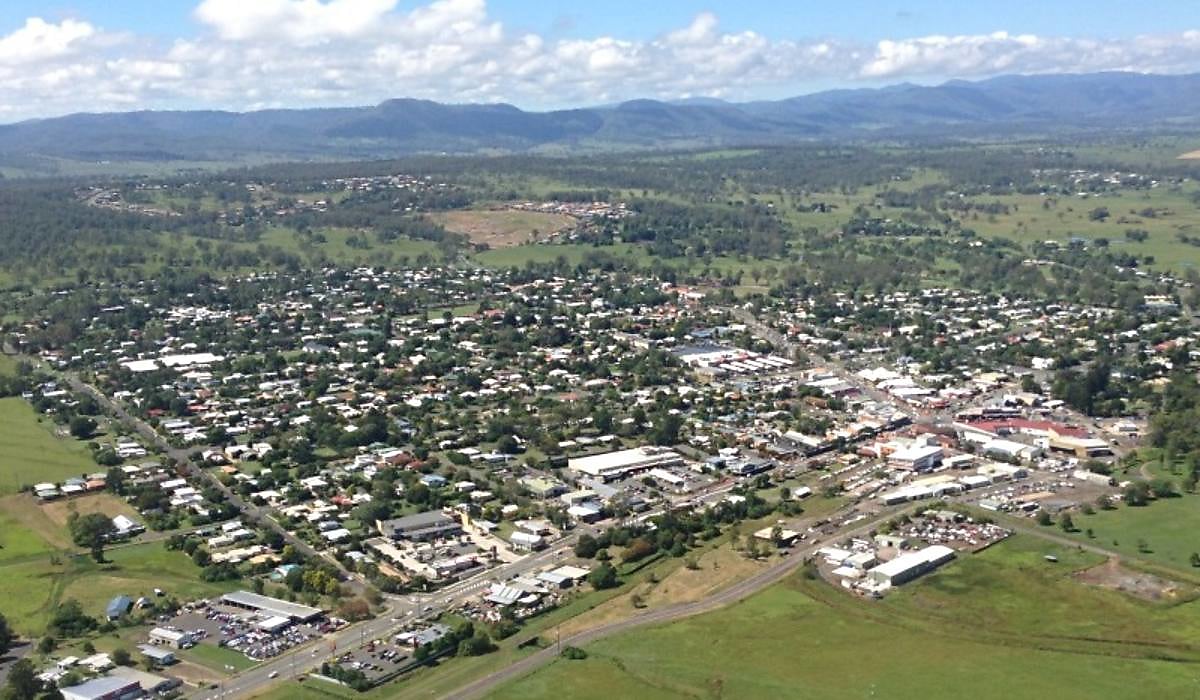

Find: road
<box><xmin>197</xmin><ymin>538</ymin><xmax>581</xmax><ymax>699</ymax></box>
<box><xmin>58</xmin><ymin>371</ymin><xmax>331</xmax><ymax>568</ymax></box>
<box><xmin>447</xmin><ymin>506</ymin><xmax>897</xmax><ymax>700</ymax></box>
<box><xmin>729</xmin><ymin>307</ymin><xmax>912</xmax><ymax>416</ymax></box>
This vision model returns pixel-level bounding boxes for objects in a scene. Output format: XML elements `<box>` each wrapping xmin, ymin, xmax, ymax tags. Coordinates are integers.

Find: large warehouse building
<box><xmin>865</xmin><ymin>545</ymin><xmax>956</xmax><ymax>590</ymax></box>
<box><xmin>220</xmin><ymin>591</ymin><xmax>324</xmax><ymax>622</ymax></box>
<box><xmin>568</xmin><ymin>446</ymin><xmax>685</xmax><ymax>481</ymax></box>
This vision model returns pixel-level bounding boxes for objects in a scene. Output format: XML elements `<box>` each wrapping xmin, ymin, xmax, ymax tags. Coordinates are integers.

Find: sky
<box><xmin>1</xmin><ymin>0</ymin><xmax>1199</xmax><ymax>122</ymax></box>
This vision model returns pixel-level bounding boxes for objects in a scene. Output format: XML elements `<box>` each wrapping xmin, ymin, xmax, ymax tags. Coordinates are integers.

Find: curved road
<box><xmin>448</xmin><ymin>510</ymin><xmax>895</xmax><ymax>699</ymax></box>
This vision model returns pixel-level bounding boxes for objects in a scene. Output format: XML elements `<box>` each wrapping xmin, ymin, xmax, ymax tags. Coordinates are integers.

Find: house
<box><xmin>106</xmin><ymin>596</ymin><xmax>133</xmax><ymax>621</ymax></box>
<box><xmin>111</xmin><ymin>515</ymin><xmax>144</xmax><ymax>539</ymax></box>
<box><xmin>138</xmin><ymin>644</ymin><xmax>177</xmax><ymax>665</ymax></box>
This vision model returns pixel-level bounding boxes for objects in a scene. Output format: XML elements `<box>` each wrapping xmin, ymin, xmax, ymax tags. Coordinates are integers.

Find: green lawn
<box><xmin>184</xmin><ymin>641</ymin><xmax>260</xmax><ymax>672</ymax></box>
<box><xmin>1059</xmin><ymin>495</ymin><xmax>1200</xmax><ymax>573</ymax></box>
<box><xmin>0</xmin><ymin>541</ymin><xmax>243</xmax><ymax>636</ymax></box>
<box><xmin>0</xmin><ymin>397</ymin><xmax>97</xmax><ymax>494</ymax></box>
<box><xmin>249</xmin><ymin>679</ymin><xmax>372</xmax><ymax>700</ymax></box>
<box><xmin>491</xmin><ymin>536</ymin><xmax>1200</xmax><ymax>700</ymax></box>
<box><xmin>0</xmin><ymin>507</ymin><xmax>56</xmax><ymax>564</ymax></box>
<box><xmin>0</xmin><ymin>355</ymin><xmax>19</xmax><ymax>377</ymax></box>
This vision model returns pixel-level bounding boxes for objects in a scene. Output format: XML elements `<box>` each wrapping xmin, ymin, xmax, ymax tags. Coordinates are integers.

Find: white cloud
<box><xmin>194</xmin><ymin>0</ymin><xmax>399</xmax><ymax>43</ymax></box>
<box><xmin>0</xmin><ymin>17</ymin><xmax>97</xmax><ymax>65</ymax></box>
<box><xmin>0</xmin><ymin>2</ymin><xmax>1199</xmax><ymax>121</ymax></box>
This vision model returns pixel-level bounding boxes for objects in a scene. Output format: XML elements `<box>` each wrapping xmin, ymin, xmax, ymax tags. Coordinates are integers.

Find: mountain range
<box><xmin>2</xmin><ymin>72</ymin><xmax>1199</xmax><ymax>167</ymax></box>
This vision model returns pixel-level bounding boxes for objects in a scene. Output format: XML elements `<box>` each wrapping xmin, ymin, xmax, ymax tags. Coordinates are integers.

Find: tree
<box><xmin>112</xmin><ymin>648</ymin><xmax>132</xmax><ymax>666</ymax></box>
<box><xmin>1123</xmin><ymin>481</ymin><xmax>1151</xmax><ymax>507</ymax></box>
<box><xmin>573</xmin><ymin>534</ymin><xmax>599</xmax><ymax>559</ymax></box>
<box><xmin>649</xmin><ymin>413</ymin><xmax>684</xmax><ymax>446</ymax></box>
<box><xmin>0</xmin><ymin>612</ymin><xmax>10</xmax><ymax>656</ymax></box>
<box><xmin>1149</xmin><ymin>477</ymin><xmax>1176</xmax><ymax>499</ymax></box>
<box><xmin>457</xmin><ymin>632</ymin><xmax>496</xmax><ymax>657</ymax></box>
<box><xmin>1059</xmin><ymin>513</ymin><xmax>1075</xmax><ymax>532</ymax></box>
<box><xmin>36</xmin><ymin>636</ymin><xmax>55</xmax><ymax>655</ymax></box>
<box><xmin>1190</xmin><ymin>552</ymin><xmax>1200</xmax><ymax>568</ymax></box>
<box><xmin>68</xmin><ymin>415</ymin><xmax>97</xmax><ymax>439</ymax></box>
<box><xmin>68</xmin><ymin>512</ymin><xmax>116</xmax><ymax>562</ymax></box>
<box><xmin>49</xmin><ymin>599</ymin><xmax>97</xmax><ymax>638</ymax></box>
<box><xmin>1036</xmin><ymin>511</ymin><xmax>1053</xmax><ymax>526</ymax></box>
<box><xmin>3</xmin><ymin>658</ymin><xmax>40</xmax><ymax>700</ymax></box>
<box><xmin>588</xmin><ymin>562</ymin><xmax>619</xmax><ymax>590</ymax></box>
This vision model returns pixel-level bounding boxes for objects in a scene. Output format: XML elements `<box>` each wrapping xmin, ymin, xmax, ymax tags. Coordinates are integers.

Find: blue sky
<box><xmin>0</xmin><ymin>0</ymin><xmax>1198</xmax><ymax>120</ymax></box>
<box><xmin>4</xmin><ymin>0</ymin><xmax>1196</xmax><ymax>42</ymax></box>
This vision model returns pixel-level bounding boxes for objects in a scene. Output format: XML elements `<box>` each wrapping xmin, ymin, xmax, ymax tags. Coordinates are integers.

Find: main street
<box><xmin>728</xmin><ymin>306</ymin><xmax>912</xmax><ymax>416</ymax></box>
<box><xmin>196</xmin><ymin>537</ymin><xmax>581</xmax><ymax>700</ymax></box>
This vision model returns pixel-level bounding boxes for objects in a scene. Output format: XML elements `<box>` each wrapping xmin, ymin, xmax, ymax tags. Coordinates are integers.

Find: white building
<box><xmin>567</xmin><ymin>447</ymin><xmax>684</xmax><ymax>481</ymax></box>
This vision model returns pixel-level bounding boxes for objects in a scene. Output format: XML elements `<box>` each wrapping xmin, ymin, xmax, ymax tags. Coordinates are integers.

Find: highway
<box><xmin>446</xmin><ymin>506</ymin><xmax>898</xmax><ymax>699</ymax></box>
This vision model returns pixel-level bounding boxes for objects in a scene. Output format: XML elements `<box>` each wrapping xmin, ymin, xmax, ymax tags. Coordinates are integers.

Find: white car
<box><xmin>268</xmin><ymin>671</ymin><xmax>278</xmax><ymax>679</ymax></box>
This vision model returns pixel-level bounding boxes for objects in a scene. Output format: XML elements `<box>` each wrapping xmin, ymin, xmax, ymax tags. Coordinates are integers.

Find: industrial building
<box><xmin>60</xmin><ymin>676</ymin><xmax>142</xmax><ymax>700</ymax></box>
<box><xmin>865</xmin><ymin>545</ymin><xmax>956</xmax><ymax>590</ymax></box>
<box><xmin>219</xmin><ymin>591</ymin><xmax>324</xmax><ymax>622</ymax></box>
<box><xmin>887</xmin><ymin>444</ymin><xmax>943</xmax><ymax>471</ymax></box>
<box><xmin>147</xmin><ymin>627</ymin><xmax>195</xmax><ymax>649</ymax></box>
<box><xmin>376</xmin><ymin>511</ymin><xmax>463</xmax><ymax>542</ymax></box>
<box><xmin>567</xmin><ymin>446</ymin><xmax>685</xmax><ymax>481</ymax></box>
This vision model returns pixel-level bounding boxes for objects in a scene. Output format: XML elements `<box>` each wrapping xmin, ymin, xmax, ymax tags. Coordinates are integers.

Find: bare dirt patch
<box><xmin>431</xmin><ymin>209</ymin><xmax>576</xmax><ymax>248</ymax></box>
<box><xmin>1178</xmin><ymin>150</ymin><xmax>1200</xmax><ymax>160</ymax></box>
<box><xmin>41</xmin><ymin>492</ymin><xmax>138</xmax><ymax>528</ymax></box>
<box><xmin>1075</xmin><ymin>557</ymin><xmax>1190</xmax><ymax>601</ymax></box>
<box><xmin>553</xmin><ymin>544</ymin><xmax>768</xmax><ymax>638</ymax></box>
<box><xmin>171</xmin><ymin>659</ymin><xmax>225</xmax><ymax>686</ymax></box>
<box><xmin>0</xmin><ymin>494</ymin><xmax>72</xmax><ymax>548</ymax></box>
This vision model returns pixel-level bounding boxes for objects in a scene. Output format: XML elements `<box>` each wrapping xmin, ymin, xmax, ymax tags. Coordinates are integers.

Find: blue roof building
<box><xmin>106</xmin><ymin>595</ymin><xmax>133</xmax><ymax>620</ymax></box>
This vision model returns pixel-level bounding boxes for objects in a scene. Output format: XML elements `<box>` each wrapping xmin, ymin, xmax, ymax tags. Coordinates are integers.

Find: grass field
<box><xmin>40</xmin><ymin>492</ymin><xmax>139</xmax><ymax>528</ymax></box>
<box><xmin>431</xmin><ymin>209</ymin><xmax>577</xmax><ymax>247</ymax></box>
<box><xmin>184</xmin><ymin>641</ymin><xmax>260</xmax><ymax>672</ymax></box>
<box><xmin>491</xmin><ymin>536</ymin><xmax>1200</xmax><ymax>700</ymax></box>
<box><xmin>1057</xmin><ymin>495</ymin><xmax>1200</xmax><ymax>573</ymax></box>
<box><xmin>0</xmin><ymin>541</ymin><xmax>242</xmax><ymax>636</ymax></box>
<box><xmin>0</xmin><ymin>397</ymin><xmax>97</xmax><ymax>495</ymax></box>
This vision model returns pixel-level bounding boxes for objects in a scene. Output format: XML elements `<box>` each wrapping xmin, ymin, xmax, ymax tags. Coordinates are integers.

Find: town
<box><xmin>2</xmin><ymin>211</ymin><xmax>1189</xmax><ymax>699</ymax></box>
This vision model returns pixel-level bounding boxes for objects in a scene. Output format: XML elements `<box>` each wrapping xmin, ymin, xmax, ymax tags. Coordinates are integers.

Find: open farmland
<box><xmin>1057</xmin><ymin>495</ymin><xmax>1200</xmax><ymax>574</ymax></box>
<box><xmin>0</xmin><ymin>397</ymin><xmax>97</xmax><ymax>495</ymax></box>
<box><xmin>431</xmin><ymin>209</ymin><xmax>577</xmax><ymax>247</ymax></box>
<box><xmin>492</xmin><ymin>537</ymin><xmax>1200</xmax><ymax>700</ymax></box>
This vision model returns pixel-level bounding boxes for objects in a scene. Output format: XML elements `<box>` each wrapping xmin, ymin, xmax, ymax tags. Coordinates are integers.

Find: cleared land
<box><xmin>491</xmin><ymin>536</ymin><xmax>1200</xmax><ymax>700</ymax></box>
<box><xmin>1059</xmin><ymin>494</ymin><xmax>1200</xmax><ymax>573</ymax></box>
<box><xmin>0</xmin><ymin>540</ymin><xmax>241</xmax><ymax>636</ymax></box>
<box><xmin>39</xmin><ymin>492</ymin><xmax>139</xmax><ymax>528</ymax></box>
<box><xmin>1179</xmin><ymin>150</ymin><xmax>1200</xmax><ymax>159</ymax></box>
<box><xmin>431</xmin><ymin>209</ymin><xmax>577</xmax><ymax>248</ymax></box>
<box><xmin>0</xmin><ymin>397</ymin><xmax>97</xmax><ymax>494</ymax></box>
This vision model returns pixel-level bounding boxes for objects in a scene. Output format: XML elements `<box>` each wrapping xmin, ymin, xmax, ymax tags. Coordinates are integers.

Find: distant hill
<box><xmin>2</xmin><ymin>72</ymin><xmax>1199</xmax><ymax>169</ymax></box>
